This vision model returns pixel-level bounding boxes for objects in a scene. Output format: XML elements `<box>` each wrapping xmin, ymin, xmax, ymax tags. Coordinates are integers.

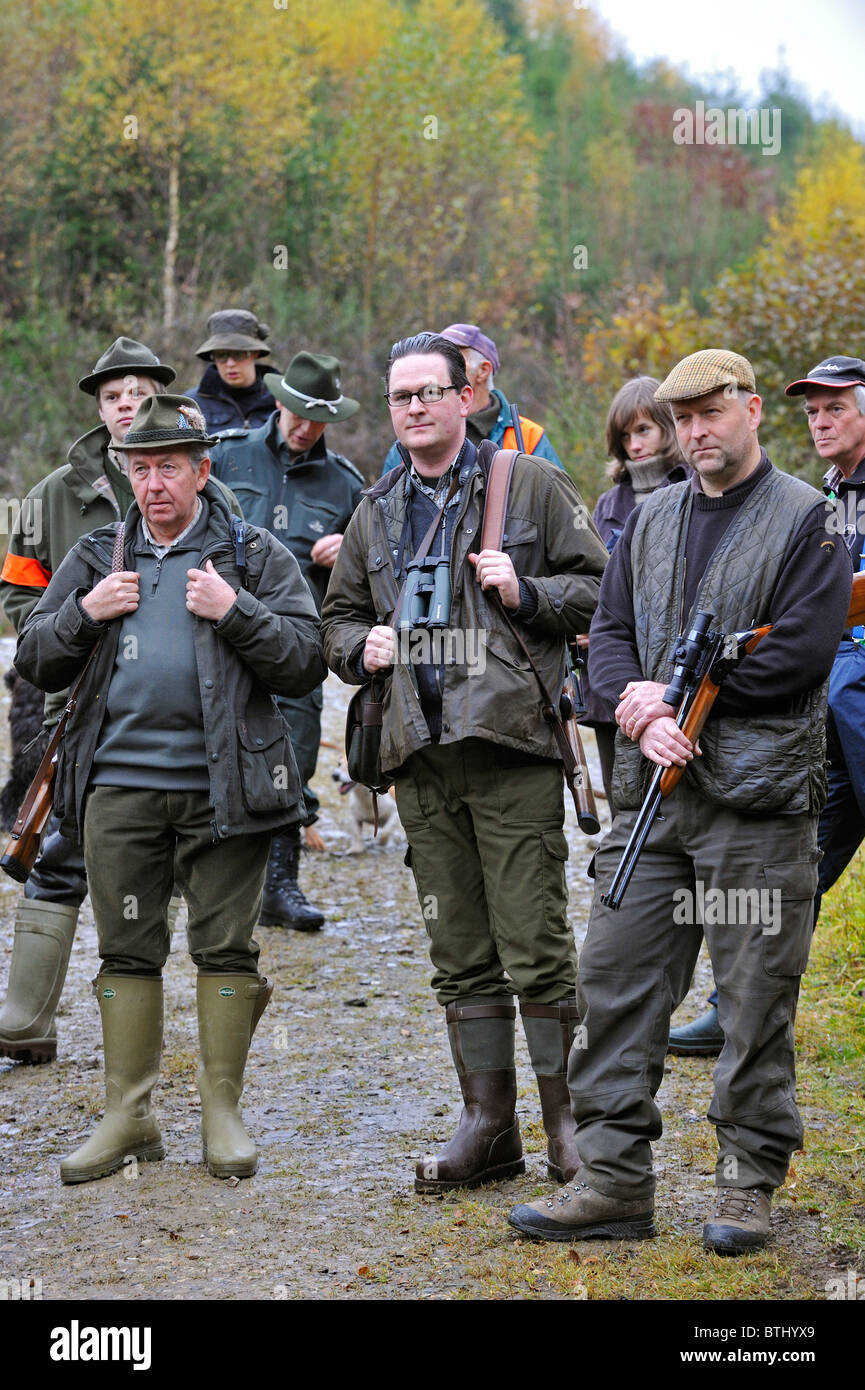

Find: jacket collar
<box><xmin>197</xmin><ymin>360</ymin><xmax>273</xmax><ymax>403</ymax></box>
<box><xmin>823</xmin><ymin>454</ymin><xmax>865</xmax><ymax>494</ymax></box>
<box><xmin>365</xmin><ymin>438</ymin><xmax>479</xmax><ymax>502</ymax></box>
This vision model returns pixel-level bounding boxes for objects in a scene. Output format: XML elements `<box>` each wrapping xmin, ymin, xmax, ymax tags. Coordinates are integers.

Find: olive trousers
<box><xmin>569</xmin><ymin>780</ymin><xmax>820</xmax><ymax>1201</ymax></box>
<box><xmin>394</xmin><ymin>739</ymin><xmax>578</xmax><ymax>1005</ymax></box>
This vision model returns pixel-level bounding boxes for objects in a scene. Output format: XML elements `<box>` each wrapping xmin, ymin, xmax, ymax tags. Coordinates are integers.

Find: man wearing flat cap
<box><xmin>0</xmin><ymin>337</ymin><xmax>174</xmax><ymax>1067</ymax></box>
<box><xmin>509</xmin><ymin>348</ymin><xmax>853</xmax><ymax>1254</ymax></box>
<box><xmin>381</xmin><ymin>323</ymin><xmax>563</xmax><ymax>474</ymax></box>
<box><xmin>187</xmin><ymin>309</ymin><xmax>278</xmax><ymax>434</ymax></box>
<box><xmin>785</xmin><ymin>355</ymin><xmax>865</xmax><ymax>917</ymax></box>
<box><xmin>211</xmin><ymin>351</ymin><xmax>364</xmax><ymax>929</ymax></box>
<box><xmin>16</xmin><ymin>394</ymin><xmax>325</xmax><ymax>1184</ymax></box>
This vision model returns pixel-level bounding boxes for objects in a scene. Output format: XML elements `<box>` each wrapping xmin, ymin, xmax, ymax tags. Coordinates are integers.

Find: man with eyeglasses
<box><xmin>381</xmin><ymin>323</ymin><xmax>563</xmax><ymax>475</ymax></box>
<box><xmin>321</xmin><ymin>331</ymin><xmax>607</xmax><ymax>1195</ymax></box>
<box><xmin>211</xmin><ymin>352</ymin><xmax>364</xmax><ymax>931</ymax></box>
<box><xmin>187</xmin><ymin>309</ymin><xmax>278</xmax><ymax>434</ymax></box>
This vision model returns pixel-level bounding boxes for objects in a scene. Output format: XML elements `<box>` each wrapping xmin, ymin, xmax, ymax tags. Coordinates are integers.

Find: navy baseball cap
<box><xmin>785</xmin><ymin>356</ymin><xmax>865</xmax><ymax>395</ymax></box>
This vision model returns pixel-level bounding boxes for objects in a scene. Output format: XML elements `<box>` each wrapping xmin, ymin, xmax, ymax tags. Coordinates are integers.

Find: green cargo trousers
<box><xmin>568</xmin><ymin>778</ymin><xmax>820</xmax><ymax>1202</ymax></box>
<box><xmin>84</xmin><ymin>787</ymin><xmax>271</xmax><ymax>977</ymax></box>
<box><xmin>393</xmin><ymin>739</ymin><xmax>578</xmax><ymax>1004</ymax></box>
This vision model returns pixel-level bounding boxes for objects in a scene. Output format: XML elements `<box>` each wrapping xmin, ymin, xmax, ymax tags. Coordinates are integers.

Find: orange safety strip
<box><xmin>503</xmin><ymin>417</ymin><xmax>545</xmax><ymax>454</ymax></box>
<box><xmin>0</xmin><ymin>552</ymin><xmax>51</xmax><ymax>588</ymax></box>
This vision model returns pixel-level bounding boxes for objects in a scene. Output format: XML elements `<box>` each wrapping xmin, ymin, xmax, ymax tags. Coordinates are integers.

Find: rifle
<box><xmin>0</xmin><ymin>648</ymin><xmax>99</xmax><ymax>883</ymax></box>
<box><xmin>0</xmin><ymin>522</ymin><xmax>125</xmax><ymax>883</ymax></box>
<box><xmin>490</xmin><ymin>408</ymin><xmax>600</xmax><ymax>835</ymax></box>
<box><xmin>601</xmin><ymin>568</ymin><xmax>865</xmax><ymax>910</ymax></box>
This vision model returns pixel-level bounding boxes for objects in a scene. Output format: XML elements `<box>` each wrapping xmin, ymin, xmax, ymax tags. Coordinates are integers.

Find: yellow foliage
<box><xmin>60</xmin><ymin>0</ymin><xmax>311</xmax><ymax>168</ymax></box>
<box><xmin>767</xmin><ymin>128</ymin><xmax>865</xmax><ymax>253</ymax></box>
<box><xmin>294</xmin><ymin>0</ymin><xmax>401</xmax><ymax>79</ymax></box>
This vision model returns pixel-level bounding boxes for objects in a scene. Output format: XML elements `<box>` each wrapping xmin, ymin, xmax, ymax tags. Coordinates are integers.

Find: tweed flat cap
<box><xmin>114</xmin><ymin>394</ymin><xmax>217</xmax><ymax>450</ymax></box>
<box><xmin>655</xmin><ymin>349</ymin><xmax>756</xmax><ymax>402</ymax></box>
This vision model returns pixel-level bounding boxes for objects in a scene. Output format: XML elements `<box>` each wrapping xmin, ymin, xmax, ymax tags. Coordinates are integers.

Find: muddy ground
<box><xmin>0</xmin><ymin>646</ymin><xmax>852</xmax><ymax>1303</ymax></box>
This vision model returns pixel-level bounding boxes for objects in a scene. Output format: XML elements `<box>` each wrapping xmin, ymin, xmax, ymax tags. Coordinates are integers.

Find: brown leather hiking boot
<box><xmin>702</xmin><ymin>1187</ymin><xmax>772</xmax><ymax>1255</ymax></box>
<box><xmin>508</xmin><ymin>1177</ymin><xmax>657</xmax><ymax>1242</ymax></box>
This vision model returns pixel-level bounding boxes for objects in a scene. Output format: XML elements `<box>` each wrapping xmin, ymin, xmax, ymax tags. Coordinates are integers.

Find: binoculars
<box><xmin>397</xmin><ymin>556</ymin><xmax>452</xmax><ymax>631</ymax></box>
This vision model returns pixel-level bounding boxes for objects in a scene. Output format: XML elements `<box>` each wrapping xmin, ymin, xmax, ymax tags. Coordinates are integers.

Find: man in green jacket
<box><xmin>211</xmin><ymin>351</ymin><xmax>364</xmax><ymax>931</ymax></box>
<box><xmin>322</xmin><ymin>332</ymin><xmax>607</xmax><ymax>1193</ymax></box>
<box><xmin>0</xmin><ymin>337</ymin><xmax>174</xmax><ymax>1065</ymax></box>
<box><xmin>16</xmin><ymin>395</ymin><xmax>325</xmax><ymax>1184</ymax></box>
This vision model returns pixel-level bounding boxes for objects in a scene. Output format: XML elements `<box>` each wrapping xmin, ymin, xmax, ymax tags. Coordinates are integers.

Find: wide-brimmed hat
<box><xmin>440</xmin><ymin>323</ymin><xmax>500</xmax><ymax>374</ymax></box>
<box><xmin>265</xmin><ymin>352</ymin><xmax>359</xmax><ymax>423</ymax></box>
<box><xmin>78</xmin><ymin>337</ymin><xmax>176</xmax><ymax>395</ymax></box>
<box><xmin>113</xmin><ymin>395</ymin><xmax>218</xmax><ymax>451</ymax></box>
<box><xmin>655</xmin><ymin>349</ymin><xmax>756</xmax><ymax>402</ymax></box>
<box><xmin>784</xmin><ymin>356</ymin><xmax>865</xmax><ymax>396</ymax></box>
<box><xmin>195</xmin><ymin>309</ymin><xmax>271</xmax><ymax>360</ymax></box>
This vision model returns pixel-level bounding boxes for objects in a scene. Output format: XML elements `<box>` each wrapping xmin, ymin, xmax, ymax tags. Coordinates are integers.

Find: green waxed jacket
<box><xmin>320</xmin><ymin>441</ymin><xmax>608</xmax><ymax>776</ymax></box>
<box><xmin>15</xmin><ymin>481</ymin><xmax>326</xmax><ymax>843</ymax></box>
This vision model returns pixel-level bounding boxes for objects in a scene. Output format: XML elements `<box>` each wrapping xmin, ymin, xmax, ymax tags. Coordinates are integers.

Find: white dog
<box><xmin>332</xmin><ymin>761</ymin><xmax>402</xmax><ymax>853</ymax></box>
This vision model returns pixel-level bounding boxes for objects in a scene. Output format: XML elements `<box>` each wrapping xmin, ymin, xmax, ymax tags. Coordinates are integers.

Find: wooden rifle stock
<box><xmin>0</xmin><ymin>727</ymin><xmax>62</xmax><ymax>883</ymax></box>
<box><xmin>0</xmin><ymin>523</ymin><xmax>124</xmax><ymax>883</ymax></box>
<box><xmin>561</xmin><ymin>687</ymin><xmax>601</xmax><ymax>834</ymax></box>
<box><xmin>602</xmin><ymin>569</ymin><xmax>865</xmax><ymax>909</ymax></box>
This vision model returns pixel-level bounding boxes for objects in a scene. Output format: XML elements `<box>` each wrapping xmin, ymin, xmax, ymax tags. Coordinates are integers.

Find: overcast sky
<box><xmin>592</xmin><ymin>0</ymin><xmax>865</xmax><ymax>135</ymax></box>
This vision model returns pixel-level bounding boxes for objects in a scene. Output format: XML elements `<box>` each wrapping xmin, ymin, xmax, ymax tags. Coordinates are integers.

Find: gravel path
<box><xmin>0</xmin><ymin>648</ymin><xmax>745</xmax><ymax>1301</ymax></box>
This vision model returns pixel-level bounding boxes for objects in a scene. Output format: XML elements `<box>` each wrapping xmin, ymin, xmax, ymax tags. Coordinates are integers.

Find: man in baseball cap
<box><xmin>380</xmin><ymin>323</ymin><xmax>563</xmax><ymax>473</ymax></box>
<box><xmin>0</xmin><ymin>337</ymin><xmax>175</xmax><ymax>1068</ymax></box>
<box><xmin>509</xmin><ymin>347</ymin><xmax>852</xmax><ymax>1255</ymax></box>
<box><xmin>785</xmin><ymin>353</ymin><xmax>865</xmax><ymax>922</ymax></box>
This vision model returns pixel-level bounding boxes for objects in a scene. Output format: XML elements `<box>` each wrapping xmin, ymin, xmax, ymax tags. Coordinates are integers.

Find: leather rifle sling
<box><xmin>478</xmin><ymin>450</ymin><xmax>583</xmax><ymax>790</ymax></box>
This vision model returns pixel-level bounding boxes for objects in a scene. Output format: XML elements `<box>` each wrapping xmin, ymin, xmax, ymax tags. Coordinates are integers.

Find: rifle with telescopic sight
<box><xmin>601</xmin><ymin>569</ymin><xmax>865</xmax><ymax>909</ymax></box>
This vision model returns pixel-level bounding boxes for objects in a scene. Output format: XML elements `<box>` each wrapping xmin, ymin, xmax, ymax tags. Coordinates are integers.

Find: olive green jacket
<box><xmin>1</xmin><ymin>425</ymin><xmax>241</xmax><ymax>723</ymax></box>
<box><xmin>15</xmin><ymin>482</ymin><xmax>325</xmax><ymax>842</ymax></box>
<box><xmin>321</xmin><ymin>442</ymin><xmax>608</xmax><ymax>775</ymax></box>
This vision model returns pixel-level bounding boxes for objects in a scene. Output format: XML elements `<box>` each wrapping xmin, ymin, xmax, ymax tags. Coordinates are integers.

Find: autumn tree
<box><xmin>54</xmin><ymin>0</ymin><xmax>313</xmax><ymax>339</ymax></box>
<box><xmin>290</xmin><ymin>0</ymin><xmax>545</xmax><ymax>343</ymax></box>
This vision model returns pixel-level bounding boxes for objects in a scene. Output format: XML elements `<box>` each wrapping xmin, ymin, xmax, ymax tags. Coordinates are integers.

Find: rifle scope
<box><xmin>662</xmin><ymin>611</ymin><xmax>715</xmax><ymax>709</ymax></box>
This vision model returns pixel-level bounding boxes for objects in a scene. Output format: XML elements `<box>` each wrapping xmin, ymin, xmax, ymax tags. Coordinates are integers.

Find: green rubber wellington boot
<box><xmin>0</xmin><ymin>899</ymin><xmax>79</xmax><ymax>1063</ymax></box>
<box><xmin>197</xmin><ymin>975</ymin><xmax>265</xmax><ymax>1179</ymax></box>
<box><xmin>60</xmin><ymin>975</ymin><xmax>164</xmax><ymax>1184</ymax></box>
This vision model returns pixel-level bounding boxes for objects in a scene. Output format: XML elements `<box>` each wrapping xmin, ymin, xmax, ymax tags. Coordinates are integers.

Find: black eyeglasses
<box><xmin>384</xmin><ymin>384</ymin><xmax>458</xmax><ymax>408</ymax></box>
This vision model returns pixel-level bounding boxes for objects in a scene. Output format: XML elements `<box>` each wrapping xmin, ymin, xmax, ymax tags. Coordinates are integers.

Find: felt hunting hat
<box><xmin>265</xmin><ymin>352</ymin><xmax>359</xmax><ymax>423</ymax></box>
<box><xmin>113</xmin><ymin>394</ymin><xmax>217</xmax><ymax>451</ymax></box>
<box><xmin>196</xmin><ymin>309</ymin><xmax>271</xmax><ymax>360</ymax></box>
<box><xmin>78</xmin><ymin>337</ymin><xmax>176</xmax><ymax>395</ymax></box>
<box><xmin>440</xmin><ymin>323</ymin><xmax>501</xmax><ymax>374</ymax></box>
<box><xmin>655</xmin><ymin>349</ymin><xmax>756</xmax><ymax>402</ymax></box>
<box><xmin>784</xmin><ymin>355</ymin><xmax>865</xmax><ymax>396</ymax></box>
